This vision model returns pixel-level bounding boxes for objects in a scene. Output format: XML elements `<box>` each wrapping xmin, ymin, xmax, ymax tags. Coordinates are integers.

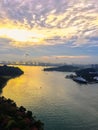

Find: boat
<box><xmin>73</xmin><ymin>77</ymin><xmax>88</xmax><ymax>84</ymax></box>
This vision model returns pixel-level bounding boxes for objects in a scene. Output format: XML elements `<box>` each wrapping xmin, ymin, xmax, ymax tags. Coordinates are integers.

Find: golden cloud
<box><xmin>0</xmin><ymin>0</ymin><xmax>98</xmax><ymax>47</ymax></box>
<box><xmin>0</xmin><ymin>19</ymin><xmax>77</xmax><ymax>47</ymax></box>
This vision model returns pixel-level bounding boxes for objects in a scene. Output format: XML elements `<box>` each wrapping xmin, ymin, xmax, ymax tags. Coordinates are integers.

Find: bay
<box><xmin>1</xmin><ymin>66</ymin><xmax>98</xmax><ymax>130</ymax></box>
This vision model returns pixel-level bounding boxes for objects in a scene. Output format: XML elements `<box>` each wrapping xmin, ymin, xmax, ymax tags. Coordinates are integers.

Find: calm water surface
<box><xmin>1</xmin><ymin>66</ymin><xmax>98</xmax><ymax>130</ymax></box>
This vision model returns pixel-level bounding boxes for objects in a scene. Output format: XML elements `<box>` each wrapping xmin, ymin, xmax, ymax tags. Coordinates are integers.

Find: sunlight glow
<box><xmin>0</xmin><ymin>28</ymin><xmax>45</xmax><ymax>45</ymax></box>
<box><xmin>0</xmin><ymin>0</ymin><xmax>98</xmax><ymax>48</ymax></box>
<box><xmin>0</xmin><ymin>21</ymin><xmax>77</xmax><ymax>47</ymax></box>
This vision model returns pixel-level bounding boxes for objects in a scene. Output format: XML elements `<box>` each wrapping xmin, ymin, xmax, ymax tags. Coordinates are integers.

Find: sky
<box><xmin>0</xmin><ymin>0</ymin><xmax>98</xmax><ymax>64</ymax></box>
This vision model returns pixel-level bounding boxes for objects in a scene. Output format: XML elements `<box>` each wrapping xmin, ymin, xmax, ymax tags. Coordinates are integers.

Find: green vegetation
<box><xmin>0</xmin><ymin>96</ymin><xmax>44</xmax><ymax>130</ymax></box>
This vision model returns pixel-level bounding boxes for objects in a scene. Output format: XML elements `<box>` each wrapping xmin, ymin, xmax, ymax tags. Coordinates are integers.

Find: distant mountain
<box><xmin>44</xmin><ymin>65</ymin><xmax>79</xmax><ymax>72</ymax></box>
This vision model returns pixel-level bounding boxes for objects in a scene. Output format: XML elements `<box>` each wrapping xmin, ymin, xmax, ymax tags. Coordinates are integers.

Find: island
<box><xmin>66</xmin><ymin>68</ymin><xmax>98</xmax><ymax>84</ymax></box>
<box><xmin>43</xmin><ymin>64</ymin><xmax>98</xmax><ymax>84</ymax></box>
<box><xmin>43</xmin><ymin>65</ymin><xmax>79</xmax><ymax>72</ymax></box>
<box><xmin>0</xmin><ymin>96</ymin><xmax>44</xmax><ymax>130</ymax></box>
<box><xmin>0</xmin><ymin>65</ymin><xmax>24</xmax><ymax>89</ymax></box>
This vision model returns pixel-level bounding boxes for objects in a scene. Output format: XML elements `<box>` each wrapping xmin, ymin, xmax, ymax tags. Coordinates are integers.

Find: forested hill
<box><xmin>0</xmin><ymin>65</ymin><xmax>24</xmax><ymax>89</ymax></box>
<box><xmin>44</xmin><ymin>65</ymin><xmax>79</xmax><ymax>72</ymax></box>
<box><xmin>0</xmin><ymin>65</ymin><xmax>23</xmax><ymax>77</ymax></box>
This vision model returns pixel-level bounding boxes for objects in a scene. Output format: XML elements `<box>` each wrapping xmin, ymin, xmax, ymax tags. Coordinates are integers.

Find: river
<box><xmin>1</xmin><ymin>66</ymin><xmax>98</xmax><ymax>130</ymax></box>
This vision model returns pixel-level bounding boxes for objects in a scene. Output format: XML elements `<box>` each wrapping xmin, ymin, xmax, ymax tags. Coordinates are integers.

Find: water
<box><xmin>1</xmin><ymin>66</ymin><xmax>98</xmax><ymax>130</ymax></box>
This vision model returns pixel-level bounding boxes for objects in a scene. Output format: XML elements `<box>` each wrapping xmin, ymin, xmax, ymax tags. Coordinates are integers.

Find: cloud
<box><xmin>0</xmin><ymin>0</ymin><xmax>98</xmax><ymax>48</ymax></box>
<box><xmin>35</xmin><ymin>55</ymin><xmax>93</xmax><ymax>64</ymax></box>
<box><xmin>42</xmin><ymin>55</ymin><xmax>90</xmax><ymax>60</ymax></box>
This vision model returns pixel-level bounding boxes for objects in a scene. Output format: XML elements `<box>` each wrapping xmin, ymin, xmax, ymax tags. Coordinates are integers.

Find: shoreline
<box><xmin>0</xmin><ymin>77</ymin><xmax>9</xmax><ymax>90</ymax></box>
<box><xmin>0</xmin><ymin>96</ymin><xmax>44</xmax><ymax>130</ymax></box>
<box><xmin>0</xmin><ymin>65</ymin><xmax>24</xmax><ymax>92</ymax></box>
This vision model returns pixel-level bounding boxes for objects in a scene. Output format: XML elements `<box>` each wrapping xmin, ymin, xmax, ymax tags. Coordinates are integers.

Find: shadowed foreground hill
<box><xmin>0</xmin><ymin>96</ymin><xmax>44</xmax><ymax>130</ymax></box>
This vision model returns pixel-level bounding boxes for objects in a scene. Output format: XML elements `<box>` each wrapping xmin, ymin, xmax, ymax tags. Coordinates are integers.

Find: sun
<box><xmin>0</xmin><ymin>27</ymin><xmax>46</xmax><ymax>45</ymax></box>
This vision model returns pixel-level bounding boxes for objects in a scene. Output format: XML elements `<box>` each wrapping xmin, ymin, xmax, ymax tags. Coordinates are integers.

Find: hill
<box><xmin>0</xmin><ymin>65</ymin><xmax>24</xmax><ymax>89</ymax></box>
<box><xmin>44</xmin><ymin>65</ymin><xmax>79</xmax><ymax>72</ymax></box>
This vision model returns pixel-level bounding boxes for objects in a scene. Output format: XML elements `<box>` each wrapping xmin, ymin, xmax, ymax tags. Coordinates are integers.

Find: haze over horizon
<box><xmin>0</xmin><ymin>0</ymin><xmax>98</xmax><ymax>64</ymax></box>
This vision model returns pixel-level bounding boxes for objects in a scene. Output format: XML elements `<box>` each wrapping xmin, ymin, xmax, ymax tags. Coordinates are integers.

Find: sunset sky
<box><xmin>0</xmin><ymin>0</ymin><xmax>98</xmax><ymax>64</ymax></box>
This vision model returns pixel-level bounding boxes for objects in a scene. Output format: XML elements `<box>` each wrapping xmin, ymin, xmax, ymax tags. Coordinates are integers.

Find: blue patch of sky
<box><xmin>26</xmin><ymin>44</ymin><xmax>98</xmax><ymax>57</ymax></box>
<box><xmin>89</xmin><ymin>37</ymin><xmax>98</xmax><ymax>41</ymax></box>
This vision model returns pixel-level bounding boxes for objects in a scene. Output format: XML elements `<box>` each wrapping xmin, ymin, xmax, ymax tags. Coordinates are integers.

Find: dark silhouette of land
<box><xmin>44</xmin><ymin>65</ymin><xmax>79</xmax><ymax>72</ymax></box>
<box><xmin>75</xmin><ymin>68</ymin><xmax>98</xmax><ymax>82</ymax></box>
<box><xmin>0</xmin><ymin>65</ymin><xmax>23</xmax><ymax>77</ymax></box>
<box><xmin>43</xmin><ymin>64</ymin><xmax>98</xmax><ymax>84</ymax></box>
<box><xmin>66</xmin><ymin>68</ymin><xmax>98</xmax><ymax>84</ymax></box>
<box><xmin>0</xmin><ymin>65</ymin><xmax>24</xmax><ymax>90</ymax></box>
